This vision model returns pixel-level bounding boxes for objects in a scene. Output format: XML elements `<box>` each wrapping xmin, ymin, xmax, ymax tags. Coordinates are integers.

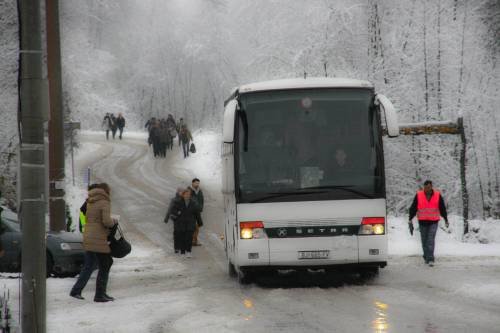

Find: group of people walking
<box><xmin>164</xmin><ymin>178</ymin><xmax>204</xmax><ymax>257</ymax></box>
<box><xmin>102</xmin><ymin>113</ymin><xmax>126</xmax><ymax>140</ymax></box>
<box><xmin>145</xmin><ymin>115</ymin><xmax>194</xmax><ymax>159</ymax></box>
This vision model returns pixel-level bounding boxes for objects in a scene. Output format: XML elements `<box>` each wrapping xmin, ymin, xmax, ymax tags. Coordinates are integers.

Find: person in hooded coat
<box><xmin>82</xmin><ymin>183</ymin><xmax>117</xmax><ymax>302</ymax></box>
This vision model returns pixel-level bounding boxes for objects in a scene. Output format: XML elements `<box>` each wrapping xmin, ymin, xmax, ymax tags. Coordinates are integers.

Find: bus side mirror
<box><xmin>375</xmin><ymin>94</ymin><xmax>399</xmax><ymax>137</ymax></box>
<box><xmin>223</xmin><ymin>100</ymin><xmax>238</xmax><ymax>143</ymax></box>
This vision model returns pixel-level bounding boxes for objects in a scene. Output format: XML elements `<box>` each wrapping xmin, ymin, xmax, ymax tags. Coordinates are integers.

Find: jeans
<box><xmin>418</xmin><ymin>221</ymin><xmax>439</xmax><ymax>262</ymax></box>
<box><xmin>182</xmin><ymin>142</ymin><xmax>190</xmax><ymax>158</ymax></box>
<box><xmin>71</xmin><ymin>251</ymin><xmax>97</xmax><ymax>295</ymax></box>
<box><xmin>95</xmin><ymin>252</ymin><xmax>113</xmax><ymax>298</ymax></box>
<box><xmin>118</xmin><ymin>127</ymin><xmax>124</xmax><ymax>139</ymax></box>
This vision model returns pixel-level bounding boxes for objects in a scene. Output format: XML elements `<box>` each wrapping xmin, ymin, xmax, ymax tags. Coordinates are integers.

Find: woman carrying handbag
<box><xmin>82</xmin><ymin>183</ymin><xmax>117</xmax><ymax>302</ymax></box>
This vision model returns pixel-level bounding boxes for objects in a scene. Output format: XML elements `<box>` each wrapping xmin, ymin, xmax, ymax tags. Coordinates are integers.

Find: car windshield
<box><xmin>236</xmin><ymin>88</ymin><xmax>384</xmax><ymax>203</ymax></box>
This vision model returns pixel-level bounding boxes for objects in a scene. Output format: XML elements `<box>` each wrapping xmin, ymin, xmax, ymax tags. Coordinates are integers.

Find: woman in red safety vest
<box><xmin>409</xmin><ymin>180</ymin><xmax>449</xmax><ymax>267</ymax></box>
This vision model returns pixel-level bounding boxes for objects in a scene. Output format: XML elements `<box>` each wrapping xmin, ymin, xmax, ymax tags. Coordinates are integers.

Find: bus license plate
<box><xmin>298</xmin><ymin>250</ymin><xmax>330</xmax><ymax>260</ymax></box>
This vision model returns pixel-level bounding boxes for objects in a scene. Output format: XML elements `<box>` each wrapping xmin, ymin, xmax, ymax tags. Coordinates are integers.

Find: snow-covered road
<box><xmin>4</xmin><ymin>132</ymin><xmax>499</xmax><ymax>332</ymax></box>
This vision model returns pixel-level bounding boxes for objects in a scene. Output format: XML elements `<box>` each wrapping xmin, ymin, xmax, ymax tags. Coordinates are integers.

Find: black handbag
<box><xmin>108</xmin><ymin>224</ymin><xmax>131</xmax><ymax>258</ymax></box>
<box><xmin>190</xmin><ymin>143</ymin><xmax>196</xmax><ymax>153</ymax></box>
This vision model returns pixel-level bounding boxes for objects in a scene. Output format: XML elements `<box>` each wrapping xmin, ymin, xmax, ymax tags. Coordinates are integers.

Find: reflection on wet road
<box><xmin>373</xmin><ymin>301</ymin><xmax>388</xmax><ymax>333</ymax></box>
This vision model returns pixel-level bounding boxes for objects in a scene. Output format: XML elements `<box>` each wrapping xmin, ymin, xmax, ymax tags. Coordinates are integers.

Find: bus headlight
<box><xmin>241</xmin><ymin>228</ymin><xmax>253</xmax><ymax>239</ymax></box>
<box><xmin>359</xmin><ymin>217</ymin><xmax>385</xmax><ymax>235</ymax></box>
<box><xmin>373</xmin><ymin>224</ymin><xmax>385</xmax><ymax>235</ymax></box>
<box><xmin>240</xmin><ymin>221</ymin><xmax>266</xmax><ymax>239</ymax></box>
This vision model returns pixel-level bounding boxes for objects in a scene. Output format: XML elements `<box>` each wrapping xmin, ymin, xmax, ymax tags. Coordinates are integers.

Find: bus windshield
<box><xmin>236</xmin><ymin>88</ymin><xmax>384</xmax><ymax>203</ymax></box>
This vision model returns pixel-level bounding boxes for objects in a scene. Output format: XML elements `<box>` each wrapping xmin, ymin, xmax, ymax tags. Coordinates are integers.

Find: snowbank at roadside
<box><xmin>388</xmin><ymin>216</ymin><xmax>500</xmax><ymax>257</ymax></box>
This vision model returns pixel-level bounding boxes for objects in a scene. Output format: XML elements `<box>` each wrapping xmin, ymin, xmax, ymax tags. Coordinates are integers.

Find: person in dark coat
<box><xmin>166</xmin><ymin>114</ymin><xmax>176</xmax><ymax>129</ymax></box>
<box><xmin>151</xmin><ymin>121</ymin><xmax>162</xmax><ymax>157</ymax></box>
<box><xmin>159</xmin><ymin>124</ymin><xmax>170</xmax><ymax>158</ymax></box>
<box><xmin>169</xmin><ymin>188</ymin><xmax>201</xmax><ymax>258</ymax></box>
<box><xmin>189</xmin><ymin>178</ymin><xmax>204</xmax><ymax>246</ymax></box>
<box><xmin>179</xmin><ymin>125</ymin><xmax>193</xmax><ymax>158</ymax></box>
<box><xmin>177</xmin><ymin>118</ymin><xmax>185</xmax><ymax>146</ymax></box>
<box><xmin>164</xmin><ymin>187</ymin><xmax>184</xmax><ymax>254</ymax></box>
<box><xmin>110</xmin><ymin>114</ymin><xmax>118</xmax><ymax>139</ymax></box>
<box><xmin>145</xmin><ymin>117</ymin><xmax>156</xmax><ymax>146</ymax></box>
<box><xmin>116</xmin><ymin>113</ymin><xmax>126</xmax><ymax>139</ymax></box>
<box><xmin>102</xmin><ymin>113</ymin><xmax>114</xmax><ymax>140</ymax></box>
<box><xmin>409</xmin><ymin>180</ymin><xmax>449</xmax><ymax>267</ymax></box>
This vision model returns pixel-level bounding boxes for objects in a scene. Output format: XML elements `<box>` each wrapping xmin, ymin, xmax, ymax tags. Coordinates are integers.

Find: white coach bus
<box><xmin>221</xmin><ymin>78</ymin><xmax>399</xmax><ymax>283</ymax></box>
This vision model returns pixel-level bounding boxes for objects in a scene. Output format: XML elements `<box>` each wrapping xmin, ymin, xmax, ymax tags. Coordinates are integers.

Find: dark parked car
<box><xmin>0</xmin><ymin>206</ymin><xmax>85</xmax><ymax>277</ymax></box>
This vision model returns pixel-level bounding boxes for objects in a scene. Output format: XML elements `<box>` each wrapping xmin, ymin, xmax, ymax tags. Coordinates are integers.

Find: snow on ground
<box><xmin>388</xmin><ymin>216</ymin><xmax>500</xmax><ymax>257</ymax></box>
<box><xmin>173</xmin><ymin>129</ymin><xmax>222</xmax><ymax>189</ymax></box>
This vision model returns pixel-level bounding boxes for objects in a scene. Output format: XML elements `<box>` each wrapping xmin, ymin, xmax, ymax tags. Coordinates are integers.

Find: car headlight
<box><xmin>60</xmin><ymin>243</ymin><xmax>72</xmax><ymax>251</ymax></box>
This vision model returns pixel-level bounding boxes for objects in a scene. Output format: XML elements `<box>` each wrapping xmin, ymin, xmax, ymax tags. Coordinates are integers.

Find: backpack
<box><xmin>190</xmin><ymin>143</ymin><xmax>196</xmax><ymax>153</ymax></box>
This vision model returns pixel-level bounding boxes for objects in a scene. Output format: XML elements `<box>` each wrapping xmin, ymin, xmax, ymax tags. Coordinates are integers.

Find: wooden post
<box><xmin>458</xmin><ymin>117</ymin><xmax>469</xmax><ymax>234</ymax></box>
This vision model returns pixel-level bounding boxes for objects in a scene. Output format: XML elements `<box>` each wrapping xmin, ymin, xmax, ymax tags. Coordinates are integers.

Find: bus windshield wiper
<box><xmin>249</xmin><ymin>190</ymin><xmax>329</xmax><ymax>203</ymax></box>
<box><xmin>299</xmin><ymin>185</ymin><xmax>375</xmax><ymax>199</ymax></box>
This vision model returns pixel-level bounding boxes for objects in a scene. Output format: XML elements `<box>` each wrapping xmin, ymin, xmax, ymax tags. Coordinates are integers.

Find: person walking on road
<box><xmin>189</xmin><ymin>178</ymin><xmax>204</xmax><ymax>246</ymax></box>
<box><xmin>179</xmin><ymin>125</ymin><xmax>193</xmax><ymax>158</ymax></box>
<box><xmin>177</xmin><ymin>118</ymin><xmax>185</xmax><ymax>146</ymax></box>
<box><xmin>116</xmin><ymin>113</ymin><xmax>126</xmax><ymax>140</ymax></box>
<box><xmin>408</xmin><ymin>180</ymin><xmax>449</xmax><ymax>267</ymax></box>
<box><xmin>70</xmin><ymin>183</ymin><xmax>101</xmax><ymax>300</ymax></box>
<box><xmin>164</xmin><ymin>187</ymin><xmax>184</xmax><ymax>254</ymax></box>
<box><xmin>81</xmin><ymin>183</ymin><xmax>118</xmax><ymax>302</ymax></box>
<box><xmin>102</xmin><ymin>113</ymin><xmax>114</xmax><ymax>140</ymax></box>
<box><xmin>170</xmin><ymin>188</ymin><xmax>201</xmax><ymax>258</ymax></box>
<box><xmin>110</xmin><ymin>114</ymin><xmax>118</xmax><ymax>139</ymax></box>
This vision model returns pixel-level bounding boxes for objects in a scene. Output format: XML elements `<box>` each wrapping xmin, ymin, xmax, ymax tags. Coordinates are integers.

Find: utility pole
<box><xmin>18</xmin><ymin>0</ymin><xmax>47</xmax><ymax>332</ymax></box>
<box><xmin>46</xmin><ymin>0</ymin><xmax>66</xmax><ymax>232</ymax></box>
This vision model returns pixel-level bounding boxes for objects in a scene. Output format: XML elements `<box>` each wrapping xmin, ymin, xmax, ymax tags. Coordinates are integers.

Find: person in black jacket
<box><xmin>189</xmin><ymin>178</ymin><xmax>204</xmax><ymax>246</ymax></box>
<box><xmin>164</xmin><ymin>187</ymin><xmax>184</xmax><ymax>254</ymax></box>
<box><xmin>169</xmin><ymin>188</ymin><xmax>201</xmax><ymax>258</ymax></box>
<box><xmin>116</xmin><ymin>113</ymin><xmax>126</xmax><ymax>140</ymax></box>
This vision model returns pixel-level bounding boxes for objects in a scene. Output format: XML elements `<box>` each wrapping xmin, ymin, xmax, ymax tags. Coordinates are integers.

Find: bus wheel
<box><xmin>228</xmin><ymin>261</ymin><xmax>237</xmax><ymax>278</ymax></box>
<box><xmin>237</xmin><ymin>269</ymin><xmax>254</xmax><ymax>285</ymax></box>
<box><xmin>359</xmin><ymin>267</ymin><xmax>379</xmax><ymax>280</ymax></box>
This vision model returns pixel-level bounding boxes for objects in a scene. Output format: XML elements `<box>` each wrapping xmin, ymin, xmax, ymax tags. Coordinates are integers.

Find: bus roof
<box><xmin>237</xmin><ymin>77</ymin><xmax>373</xmax><ymax>94</ymax></box>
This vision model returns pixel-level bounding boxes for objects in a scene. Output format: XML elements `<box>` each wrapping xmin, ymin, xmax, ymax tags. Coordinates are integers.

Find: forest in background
<box><xmin>0</xmin><ymin>0</ymin><xmax>498</xmax><ymax>219</ymax></box>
